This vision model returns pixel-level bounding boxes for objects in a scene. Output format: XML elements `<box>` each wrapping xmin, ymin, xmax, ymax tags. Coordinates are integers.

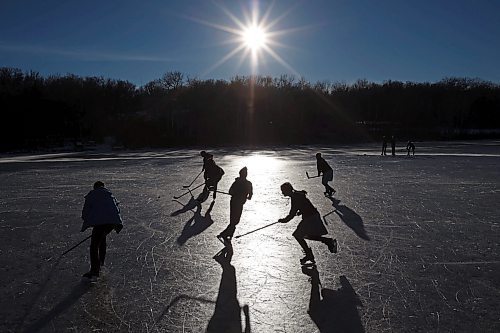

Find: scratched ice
<box><xmin>1</xmin><ymin>141</ymin><xmax>499</xmax><ymax>332</ymax></box>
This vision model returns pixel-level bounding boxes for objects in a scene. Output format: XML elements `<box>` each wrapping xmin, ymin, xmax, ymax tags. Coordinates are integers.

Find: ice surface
<box><xmin>1</xmin><ymin>141</ymin><xmax>499</xmax><ymax>332</ymax></box>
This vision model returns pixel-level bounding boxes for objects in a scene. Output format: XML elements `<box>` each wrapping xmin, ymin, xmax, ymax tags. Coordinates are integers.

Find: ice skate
<box><xmin>216</xmin><ymin>234</ymin><xmax>225</xmax><ymax>244</ymax></box>
<box><xmin>326</xmin><ymin>187</ymin><xmax>335</xmax><ymax>197</ymax></box>
<box><xmin>300</xmin><ymin>247</ymin><xmax>315</xmax><ymax>265</ymax></box>
<box><xmin>216</xmin><ymin>234</ymin><xmax>232</xmax><ymax>247</ymax></box>
<box><xmin>301</xmin><ymin>263</ymin><xmax>319</xmax><ymax>278</ymax></box>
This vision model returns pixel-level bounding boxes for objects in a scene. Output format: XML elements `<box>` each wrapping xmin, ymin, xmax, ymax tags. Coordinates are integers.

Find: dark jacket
<box><xmin>229</xmin><ymin>177</ymin><xmax>253</xmax><ymax>205</ymax></box>
<box><xmin>202</xmin><ymin>153</ymin><xmax>214</xmax><ymax>171</ymax></box>
<box><xmin>81</xmin><ymin>187</ymin><xmax>123</xmax><ymax>232</ymax></box>
<box><xmin>205</xmin><ymin>159</ymin><xmax>224</xmax><ymax>181</ymax></box>
<box><xmin>282</xmin><ymin>191</ymin><xmax>318</xmax><ymax>222</ymax></box>
<box><xmin>317</xmin><ymin>157</ymin><xmax>332</xmax><ymax>174</ymax></box>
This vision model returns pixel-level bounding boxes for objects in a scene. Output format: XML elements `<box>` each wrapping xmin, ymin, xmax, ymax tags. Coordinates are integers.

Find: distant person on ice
<box><xmin>200</xmin><ymin>151</ymin><xmax>224</xmax><ymax>200</ymax></box>
<box><xmin>278</xmin><ymin>182</ymin><xmax>337</xmax><ymax>265</ymax></box>
<box><xmin>381</xmin><ymin>136</ymin><xmax>387</xmax><ymax>155</ymax></box>
<box><xmin>391</xmin><ymin>136</ymin><xmax>396</xmax><ymax>156</ymax></box>
<box><xmin>406</xmin><ymin>141</ymin><xmax>415</xmax><ymax>156</ymax></box>
<box><xmin>81</xmin><ymin>181</ymin><xmax>123</xmax><ymax>281</ymax></box>
<box><xmin>217</xmin><ymin>167</ymin><xmax>253</xmax><ymax>245</ymax></box>
<box><xmin>316</xmin><ymin>153</ymin><xmax>335</xmax><ymax>197</ymax></box>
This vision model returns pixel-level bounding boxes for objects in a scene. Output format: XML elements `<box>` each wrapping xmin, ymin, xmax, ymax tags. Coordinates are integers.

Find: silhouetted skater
<box><xmin>81</xmin><ymin>181</ymin><xmax>123</xmax><ymax>281</ymax></box>
<box><xmin>391</xmin><ymin>136</ymin><xmax>396</xmax><ymax>156</ymax></box>
<box><xmin>200</xmin><ymin>150</ymin><xmax>214</xmax><ymax>172</ymax></box>
<box><xmin>217</xmin><ymin>167</ymin><xmax>253</xmax><ymax>245</ymax></box>
<box><xmin>316</xmin><ymin>153</ymin><xmax>335</xmax><ymax>197</ymax></box>
<box><xmin>200</xmin><ymin>151</ymin><xmax>224</xmax><ymax>200</ymax></box>
<box><xmin>406</xmin><ymin>141</ymin><xmax>415</xmax><ymax>156</ymax></box>
<box><xmin>278</xmin><ymin>182</ymin><xmax>337</xmax><ymax>265</ymax></box>
<box><xmin>381</xmin><ymin>136</ymin><xmax>387</xmax><ymax>155</ymax></box>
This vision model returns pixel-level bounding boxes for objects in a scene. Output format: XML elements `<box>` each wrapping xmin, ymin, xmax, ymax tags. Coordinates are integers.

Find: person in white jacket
<box><xmin>81</xmin><ymin>181</ymin><xmax>123</xmax><ymax>281</ymax></box>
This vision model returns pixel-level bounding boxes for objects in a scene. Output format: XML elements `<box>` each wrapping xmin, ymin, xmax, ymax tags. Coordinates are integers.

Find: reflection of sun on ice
<box><xmin>242</xmin><ymin>153</ymin><xmax>280</xmax><ymax>174</ymax></box>
<box><xmin>240</xmin><ymin>153</ymin><xmax>283</xmax><ymax>219</ymax></box>
<box><xmin>236</xmin><ymin>154</ymin><xmax>290</xmax><ymax>265</ymax></box>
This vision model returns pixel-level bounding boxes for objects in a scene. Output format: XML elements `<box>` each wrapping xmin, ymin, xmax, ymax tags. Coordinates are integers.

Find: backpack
<box><xmin>215</xmin><ymin>165</ymin><xmax>225</xmax><ymax>180</ymax></box>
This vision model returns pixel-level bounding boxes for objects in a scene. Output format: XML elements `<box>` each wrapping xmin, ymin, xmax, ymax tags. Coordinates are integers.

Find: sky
<box><xmin>1</xmin><ymin>0</ymin><xmax>500</xmax><ymax>86</ymax></box>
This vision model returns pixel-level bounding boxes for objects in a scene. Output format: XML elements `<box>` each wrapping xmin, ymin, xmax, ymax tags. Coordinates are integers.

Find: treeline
<box><xmin>1</xmin><ymin>67</ymin><xmax>499</xmax><ymax>151</ymax></box>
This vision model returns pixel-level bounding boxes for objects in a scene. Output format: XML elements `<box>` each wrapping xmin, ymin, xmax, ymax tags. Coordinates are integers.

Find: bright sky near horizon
<box><xmin>1</xmin><ymin>0</ymin><xmax>499</xmax><ymax>86</ymax></box>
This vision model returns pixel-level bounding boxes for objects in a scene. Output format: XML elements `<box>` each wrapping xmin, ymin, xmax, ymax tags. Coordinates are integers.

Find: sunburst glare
<box><xmin>242</xmin><ymin>24</ymin><xmax>267</xmax><ymax>52</ymax></box>
<box><xmin>189</xmin><ymin>1</ymin><xmax>302</xmax><ymax>76</ymax></box>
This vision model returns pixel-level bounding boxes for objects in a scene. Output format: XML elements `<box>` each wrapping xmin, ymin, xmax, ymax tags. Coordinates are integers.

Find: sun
<box><xmin>242</xmin><ymin>25</ymin><xmax>267</xmax><ymax>52</ymax></box>
<box><xmin>188</xmin><ymin>1</ymin><xmax>303</xmax><ymax>76</ymax></box>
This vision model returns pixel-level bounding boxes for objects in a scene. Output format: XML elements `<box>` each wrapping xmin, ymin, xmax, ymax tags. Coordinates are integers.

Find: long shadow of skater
<box><xmin>324</xmin><ymin>198</ymin><xmax>370</xmax><ymax>241</ymax></box>
<box><xmin>16</xmin><ymin>256</ymin><xmax>62</xmax><ymax>332</ymax></box>
<box><xmin>176</xmin><ymin>200</ymin><xmax>215</xmax><ymax>245</ymax></box>
<box><xmin>21</xmin><ymin>282</ymin><xmax>91</xmax><ymax>333</ymax></box>
<box><xmin>156</xmin><ymin>294</ymin><xmax>215</xmax><ymax>324</ymax></box>
<box><xmin>303</xmin><ymin>265</ymin><xmax>364</xmax><ymax>333</ymax></box>
<box><xmin>171</xmin><ymin>196</ymin><xmax>202</xmax><ymax>217</ymax></box>
<box><xmin>207</xmin><ymin>247</ymin><xmax>251</xmax><ymax>333</ymax></box>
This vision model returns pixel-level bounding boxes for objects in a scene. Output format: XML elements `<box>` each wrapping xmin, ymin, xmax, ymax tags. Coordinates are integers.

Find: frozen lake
<box><xmin>1</xmin><ymin>141</ymin><xmax>499</xmax><ymax>332</ymax></box>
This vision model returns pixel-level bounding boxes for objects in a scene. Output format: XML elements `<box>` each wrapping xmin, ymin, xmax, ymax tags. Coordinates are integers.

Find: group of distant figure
<box><xmin>381</xmin><ymin>136</ymin><xmax>415</xmax><ymax>156</ymax></box>
<box><xmin>78</xmin><ymin>151</ymin><xmax>339</xmax><ymax>281</ymax></box>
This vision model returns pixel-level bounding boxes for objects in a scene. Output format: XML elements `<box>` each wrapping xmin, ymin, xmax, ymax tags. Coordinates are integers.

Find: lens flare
<box><xmin>188</xmin><ymin>2</ymin><xmax>303</xmax><ymax>76</ymax></box>
<box><xmin>243</xmin><ymin>25</ymin><xmax>267</xmax><ymax>51</ymax></box>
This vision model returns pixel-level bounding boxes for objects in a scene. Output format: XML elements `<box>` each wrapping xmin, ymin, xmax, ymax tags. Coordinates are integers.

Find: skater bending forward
<box><xmin>217</xmin><ymin>167</ymin><xmax>253</xmax><ymax>244</ymax></box>
<box><xmin>81</xmin><ymin>181</ymin><xmax>123</xmax><ymax>281</ymax></box>
<box><xmin>278</xmin><ymin>182</ymin><xmax>337</xmax><ymax>265</ymax></box>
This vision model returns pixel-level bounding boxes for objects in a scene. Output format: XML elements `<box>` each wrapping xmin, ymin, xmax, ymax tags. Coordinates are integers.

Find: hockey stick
<box><xmin>215</xmin><ymin>190</ymin><xmax>230</xmax><ymax>196</ymax></box>
<box><xmin>322</xmin><ymin>210</ymin><xmax>337</xmax><ymax>225</ymax></box>
<box><xmin>306</xmin><ymin>171</ymin><xmax>320</xmax><ymax>179</ymax></box>
<box><xmin>173</xmin><ymin>182</ymin><xmax>205</xmax><ymax>199</ymax></box>
<box><xmin>183</xmin><ymin>170</ymin><xmax>203</xmax><ymax>188</ymax></box>
<box><xmin>61</xmin><ymin>234</ymin><xmax>92</xmax><ymax>256</ymax></box>
<box><xmin>234</xmin><ymin>221</ymin><xmax>280</xmax><ymax>239</ymax></box>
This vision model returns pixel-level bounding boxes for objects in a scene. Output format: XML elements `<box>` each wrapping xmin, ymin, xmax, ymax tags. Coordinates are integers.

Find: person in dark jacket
<box><xmin>200</xmin><ymin>153</ymin><xmax>224</xmax><ymax>200</ymax></box>
<box><xmin>200</xmin><ymin>151</ymin><xmax>214</xmax><ymax>172</ymax></box>
<box><xmin>278</xmin><ymin>182</ymin><xmax>337</xmax><ymax>265</ymax></box>
<box><xmin>217</xmin><ymin>167</ymin><xmax>253</xmax><ymax>245</ymax></box>
<box><xmin>406</xmin><ymin>141</ymin><xmax>415</xmax><ymax>156</ymax></box>
<box><xmin>316</xmin><ymin>153</ymin><xmax>335</xmax><ymax>197</ymax></box>
<box><xmin>381</xmin><ymin>136</ymin><xmax>387</xmax><ymax>155</ymax></box>
<box><xmin>81</xmin><ymin>181</ymin><xmax>123</xmax><ymax>281</ymax></box>
<box><xmin>391</xmin><ymin>136</ymin><xmax>396</xmax><ymax>156</ymax></box>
